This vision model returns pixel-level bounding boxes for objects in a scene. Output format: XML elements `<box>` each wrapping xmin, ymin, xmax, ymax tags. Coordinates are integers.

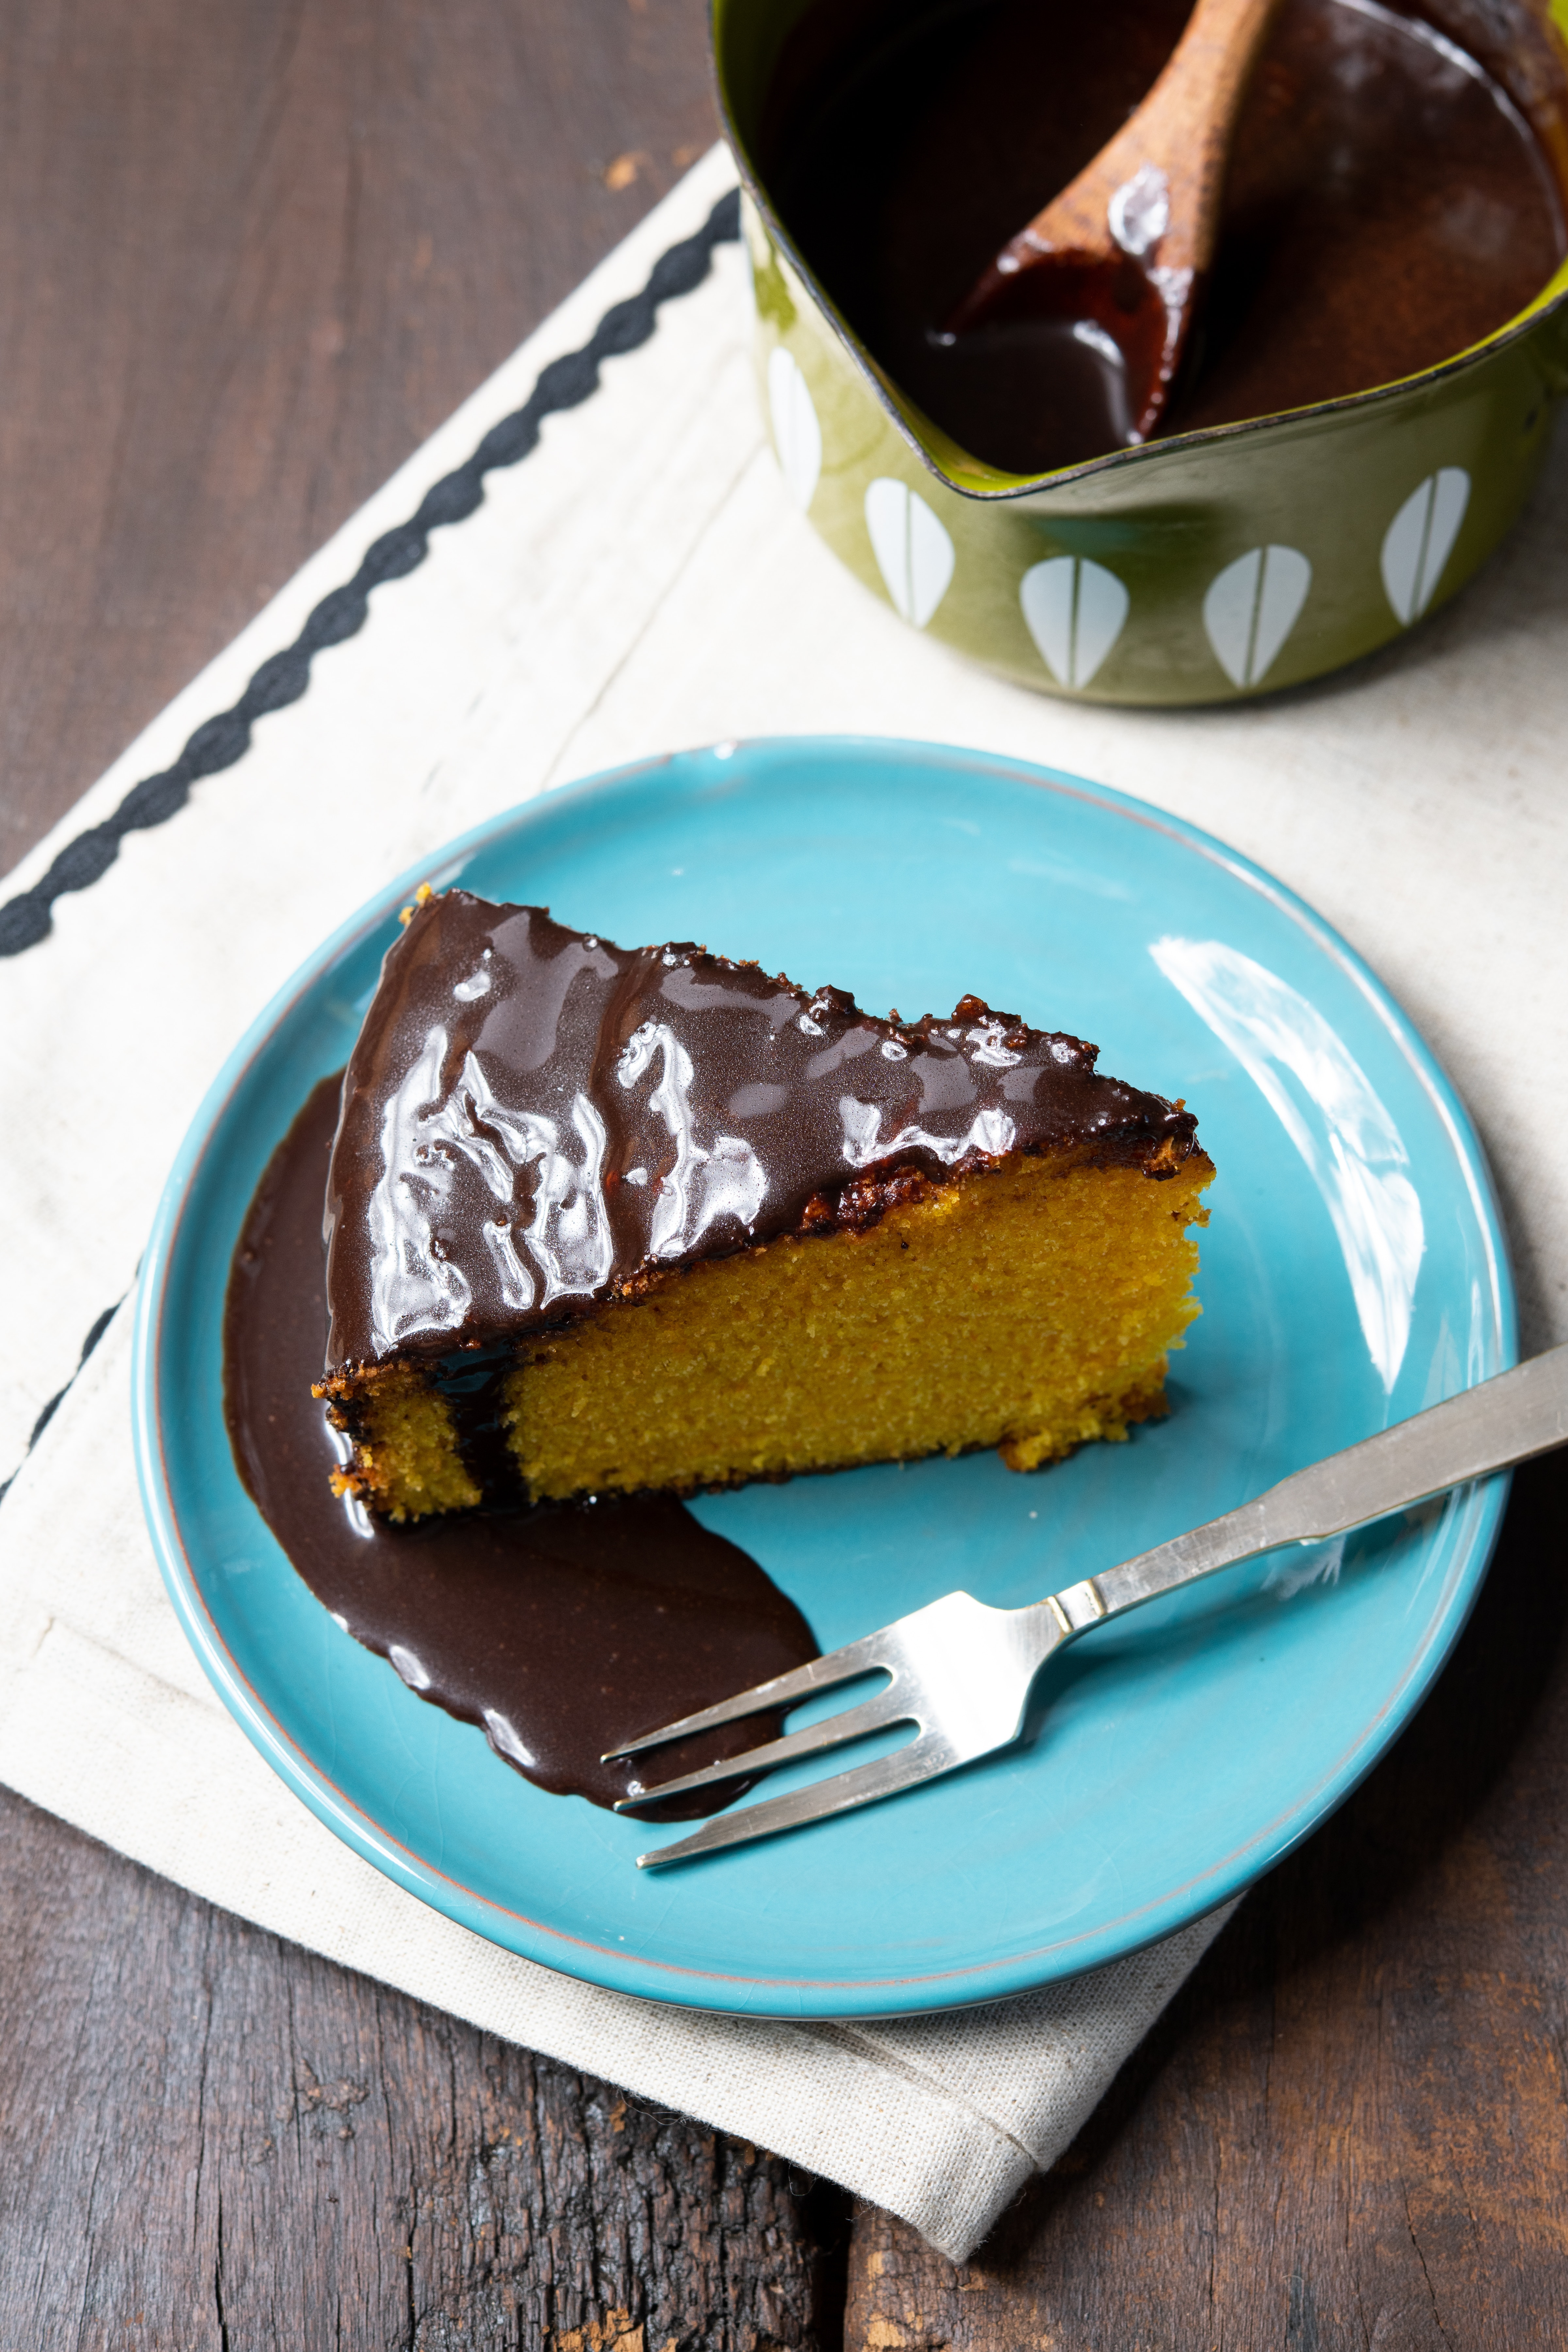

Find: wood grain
<box><xmin>0</xmin><ymin>0</ymin><xmax>719</xmax><ymax>880</ymax></box>
<box><xmin>0</xmin><ymin>1787</ymin><xmax>849</xmax><ymax>2348</ymax></box>
<box><xmin>843</xmin><ymin>1446</ymin><xmax>1568</xmax><ymax>2349</ymax></box>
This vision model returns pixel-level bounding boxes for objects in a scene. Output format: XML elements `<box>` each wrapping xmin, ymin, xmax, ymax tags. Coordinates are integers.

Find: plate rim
<box><xmin>131</xmin><ymin>734</ymin><xmax>1516</xmax><ymax>2018</ymax></box>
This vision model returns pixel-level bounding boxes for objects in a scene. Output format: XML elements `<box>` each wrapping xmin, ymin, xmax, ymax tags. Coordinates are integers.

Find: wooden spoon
<box><xmin>946</xmin><ymin>0</ymin><xmax>1285</xmax><ymax>448</ymax></box>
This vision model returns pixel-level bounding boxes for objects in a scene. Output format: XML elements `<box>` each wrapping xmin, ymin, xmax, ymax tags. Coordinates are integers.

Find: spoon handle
<box><xmin>1026</xmin><ymin>0</ymin><xmax>1284</xmax><ymax>275</ymax></box>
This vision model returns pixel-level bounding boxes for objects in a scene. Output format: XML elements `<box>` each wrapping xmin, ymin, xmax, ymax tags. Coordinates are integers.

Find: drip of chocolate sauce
<box><xmin>223</xmin><ymin>1075</ymin><xmax>819</xmax><ymax>1820</ymax></box>
<box><xmin>764</xmin><ymin>0</ymin><xmax>1568</xmax><ymax>474</ymax></box>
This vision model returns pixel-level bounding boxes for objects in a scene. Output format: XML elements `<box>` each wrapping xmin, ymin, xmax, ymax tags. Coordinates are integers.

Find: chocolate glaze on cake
<box><xmin>323</xmin><ymin>890</ymin><xmax>1199</xmax><ymax>1377</ymax></box>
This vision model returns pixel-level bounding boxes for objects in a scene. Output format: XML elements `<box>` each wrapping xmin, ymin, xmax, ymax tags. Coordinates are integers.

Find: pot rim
<box><xmin>711</xmin><ymin>0</ymin><xmax>1568</xmax><ymax>505</ymax></box>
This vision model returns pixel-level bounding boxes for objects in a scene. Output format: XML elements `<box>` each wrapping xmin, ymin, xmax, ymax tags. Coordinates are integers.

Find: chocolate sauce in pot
<box><xmin>223</xmin><ymin>1076</ymin><xmax>819</xmax><ymax>1819</ymax></box>
<box><xmin>765</xmin><ymin>0</ymin><xmax>1568</xmax><ymax>474</ymax></box>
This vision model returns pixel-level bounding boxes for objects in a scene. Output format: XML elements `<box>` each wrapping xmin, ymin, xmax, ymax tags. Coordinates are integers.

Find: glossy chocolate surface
<box><xmin>323</xmin><ymin>890</ymin><xmax>1198</xmax><ymax>1374</ymax></box>
<box><xmin>764</xmin><ymin>0</ymin><xmax>1568</xmax><ymax>473</ymax></box>
<box><xmin>224</xmin><ymin>1076</ymin><xmax>818</xmax><ymax>1818</ymax></box>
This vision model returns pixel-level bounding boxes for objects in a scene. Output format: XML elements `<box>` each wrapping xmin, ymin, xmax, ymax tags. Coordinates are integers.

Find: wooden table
<box><xmin>4</xmin><ymin>5</ymin><xmax>1566</xmax><ymax>2341</ymax></box>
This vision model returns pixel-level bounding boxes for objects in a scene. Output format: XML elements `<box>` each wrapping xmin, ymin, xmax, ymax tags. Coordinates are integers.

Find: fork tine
<box><xmin>612</xmin><ymin>1691</ymin><xmax>909</xmax><ymax>1808</ymax></box>
<box><xmin>634</xmin><ymin>1729</ymin><xmax>960</xmax><ymax>1868</ymax></box>
<box><xmin>601</xmin><ymin>1628</ymin><xmax>893</xmax><ymax>1762</ymax></box>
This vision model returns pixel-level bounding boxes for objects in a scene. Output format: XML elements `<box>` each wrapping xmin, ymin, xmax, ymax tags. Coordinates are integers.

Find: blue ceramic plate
<box><xmin>134</xmin><ymin>738</ymin><xmax>1513</xmax><ymax>2018</ymax></box>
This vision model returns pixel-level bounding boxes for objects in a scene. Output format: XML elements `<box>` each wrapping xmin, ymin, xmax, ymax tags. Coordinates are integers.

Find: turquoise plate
<box><xmin>133</xmin><ymin>738</ymin><xmax>1514</xmax><ymax>2019</ymax></box>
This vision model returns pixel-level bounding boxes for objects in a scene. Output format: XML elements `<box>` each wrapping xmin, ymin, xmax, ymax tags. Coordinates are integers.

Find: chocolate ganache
<box><xmin>763</xmin><ymin>0</ymin><xmax>1568</xmax><ymax>474</ymax></box>
<box><xmin>323</xmin><ymin>889</ymin><xmax>1197</xmax><ymax>1376</ymax></box>
<box><xmin>224</xmin><ymin>1075</ymin><xmax>818</xmax><ymax>1818</ymax></box>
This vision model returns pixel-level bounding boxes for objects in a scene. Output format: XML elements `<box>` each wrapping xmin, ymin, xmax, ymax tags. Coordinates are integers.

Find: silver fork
<box><xmin>606</xmin><ymin>1345</ymin><xmax>1568</xmax><ymax>1868</ymax></box>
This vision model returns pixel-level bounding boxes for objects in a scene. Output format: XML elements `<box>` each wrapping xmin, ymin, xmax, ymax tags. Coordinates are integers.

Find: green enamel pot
<box><xmin>712</xmin><ymin>0</ymin><xmax>1568</xmax><ymax>704</ymax></box>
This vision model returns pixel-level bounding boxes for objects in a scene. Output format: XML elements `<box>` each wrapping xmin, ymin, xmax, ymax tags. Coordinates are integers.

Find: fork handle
<box><xmin>1048</xmin><ymin>1344</ymin><xmax>1568</xmax><ymax>1633</ymax></box>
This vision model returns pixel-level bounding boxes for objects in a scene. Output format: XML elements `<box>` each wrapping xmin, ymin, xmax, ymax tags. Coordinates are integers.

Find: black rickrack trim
<box><xmin>0</xmin><ymin>1293</ymin><xmax>125</xmax><ymax>1507</ymax></box>
<box><xmin>0</xmin><ymin>187</ymin><xmax>742</xmax><ymax>959</ymax></box>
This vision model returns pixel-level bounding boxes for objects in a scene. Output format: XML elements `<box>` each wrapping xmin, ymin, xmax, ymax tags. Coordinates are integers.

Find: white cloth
<box><xmin>1</xmin><ymin>145</ymin><xmax>1563</xmax><ymax>2259</ymax></box>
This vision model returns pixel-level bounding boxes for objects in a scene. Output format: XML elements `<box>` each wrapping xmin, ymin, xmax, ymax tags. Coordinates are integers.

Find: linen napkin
<box><xmin>1</xmin><ymin>145</ymin><xmax>1564</xmax><ymax>2261</ymax></box>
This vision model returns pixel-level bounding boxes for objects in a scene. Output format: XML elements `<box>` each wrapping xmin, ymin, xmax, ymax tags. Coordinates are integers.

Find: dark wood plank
<box><xmin>0</xmin><ymin>1787</ymin><xmax>849</xmax><ymax>2348</ymax></box>
<box><xmin>843</xmin><ymin>1446</ymin><xmax>1568</xmax><ymax>2348</ymax></box>
<box><xmin>0</xmin><ymin>0</ymin><xmax>720</xmax><ymax>880</ymax></box>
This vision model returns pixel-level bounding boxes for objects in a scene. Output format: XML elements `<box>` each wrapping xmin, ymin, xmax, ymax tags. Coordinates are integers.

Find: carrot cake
<box><xmin>317</xmin><ymin>889</ymin><xmax>1213</xmax><ymax>1518</ymax></box>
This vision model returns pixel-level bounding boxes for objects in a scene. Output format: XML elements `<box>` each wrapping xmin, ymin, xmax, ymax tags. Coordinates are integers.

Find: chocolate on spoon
<box><xmin>944</xmin><ymin>0</ymin><xmax>1285</xmax><ymax>452</ymax></box>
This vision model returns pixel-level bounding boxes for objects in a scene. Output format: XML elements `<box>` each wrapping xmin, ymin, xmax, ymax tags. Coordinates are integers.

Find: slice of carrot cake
<box><xmin>316</xmin><ymin>889</ymin><xmax>1213</xmax><ymax>1518</ymax></box>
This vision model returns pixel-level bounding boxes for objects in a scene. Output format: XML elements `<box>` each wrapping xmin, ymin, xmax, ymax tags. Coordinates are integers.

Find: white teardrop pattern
<box><xmin>1202</xmin><ymin>545</ymin><xmax>1313</xmax><ymax>689</ymax></box>
<box><xmin>1380</xmin><ymin>468</ymin><xmax>1471</xmax><ymax>625</ymax></box>
<box><xmin>1018</xmin><ymin>556</ymin><xmax>1130</xmax><ymax>690</ymax></box>
<box><xmin>864</xmin><ymin>478</ymin><xmax>956</xmax><ymax>629</ymax></box>
<box><xmin>767</xmin><ymin>347</ymin><xmax>823</xmax><ymax>514</ymax></box>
